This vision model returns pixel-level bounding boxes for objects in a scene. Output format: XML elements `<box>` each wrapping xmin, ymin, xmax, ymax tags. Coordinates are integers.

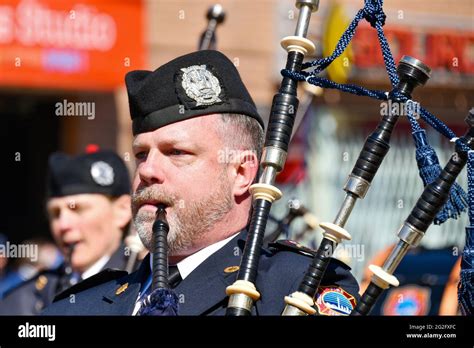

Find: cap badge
<box><xmin>90</xmin><ymin>161</ymin><xmax>114</xmax><ymax>186</ymax></box>
<box><xmin>180</xmin><ymin>65</ymin><xmax>222</xmax><ymax>106</ymax></box>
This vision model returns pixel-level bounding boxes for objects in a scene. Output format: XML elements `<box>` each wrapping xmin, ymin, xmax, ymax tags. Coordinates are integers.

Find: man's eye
<box><xmin>134</xmin><ymin>151</ymin><xmax>147</xmax><ymax>160</ymax></box>
<box><xmin>169</xmin><ymin>149</ymin><xmax>185</xmax><ymax>156</ymax></box>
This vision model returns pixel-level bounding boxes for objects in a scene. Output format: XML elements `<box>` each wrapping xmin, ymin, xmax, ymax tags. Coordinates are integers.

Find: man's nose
<box><xmin>137</xmin><ymin>150</ymin><xmax>165</xmax><ymax>186</ymax></box>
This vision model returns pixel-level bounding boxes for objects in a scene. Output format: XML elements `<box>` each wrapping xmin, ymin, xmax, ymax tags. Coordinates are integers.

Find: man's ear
<box><xmin>112</xmin><ymin>195</ymin><xmax>132</xmax><ymax>229</ymax></box>
<box><xmin>231</xmin><ymin>150</ymin><xmax>259</xmax><ymax>197</ymax></box>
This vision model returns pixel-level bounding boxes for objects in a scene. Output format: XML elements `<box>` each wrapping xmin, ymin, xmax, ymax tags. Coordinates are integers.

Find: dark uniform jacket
<box><xmin>42</xmin><ymin>230</ymin><xmax>360</xmax><ymax>315</ymax></box>
<box><xmin>0</xmin><ymin>244</ymin><xmax>131</xmax><ymax>315</ymax></box>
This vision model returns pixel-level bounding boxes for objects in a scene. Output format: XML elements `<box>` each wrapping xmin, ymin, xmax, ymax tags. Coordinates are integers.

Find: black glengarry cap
<box><xmin>125</xmin><ymin>50</ymin><xmax>264</xmax><ymax>135</ymax></box>
<box><xmin>47</xmin><ymin>146</ymin><xmax>131</xmax><ymax>198</ymax></box>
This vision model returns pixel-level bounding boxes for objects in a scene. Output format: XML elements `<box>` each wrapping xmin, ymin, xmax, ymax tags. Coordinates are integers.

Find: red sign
<box><xmin>353</xmin><ymin>24</ymin><xmax>474</xmax><ymax>75</ymax></box>
<box><xmin>0</xmin><ymin>0</ymin><xmax>144</xmax><ymax>91</ymax></box>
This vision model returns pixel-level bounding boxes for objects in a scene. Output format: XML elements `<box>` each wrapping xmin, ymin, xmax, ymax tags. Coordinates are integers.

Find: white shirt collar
<box><xmin>81</xmin><ymin>254</ymin><xmax>110</xmax><ymax>280</ymax></box>
<box><xmin>176</xmin><ymin>233</ymin><xmax>239</xmax><ymax>280</ymax></box>
<box><xmin>149</xmin><ymin>232</ymin><xmax>239</xmax><ymax>280</ymax></box>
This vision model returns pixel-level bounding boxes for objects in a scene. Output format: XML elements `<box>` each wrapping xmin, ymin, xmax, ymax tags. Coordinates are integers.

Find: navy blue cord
<box><xmin>459</xmin><ymin>150</ymin><xmax>474</xmax><ymax>315</ymax></box>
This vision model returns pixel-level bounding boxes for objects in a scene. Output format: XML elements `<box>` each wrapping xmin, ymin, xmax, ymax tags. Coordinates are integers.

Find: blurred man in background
<box><xmin>0</xmin><ymin>147</ymin><xmax>134</xmax><ymax>314</ymax></box>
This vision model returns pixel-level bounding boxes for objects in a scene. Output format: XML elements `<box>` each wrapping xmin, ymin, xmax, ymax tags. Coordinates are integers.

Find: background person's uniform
<box><xmin>0</xmin><ymin>148</ymin><xmax>133</xmax><ymax>315</ymax></box>
<box><xmin>0</xmin><ymin>244</ymin><xmax>130</xmax><ymax>315</ymax></box>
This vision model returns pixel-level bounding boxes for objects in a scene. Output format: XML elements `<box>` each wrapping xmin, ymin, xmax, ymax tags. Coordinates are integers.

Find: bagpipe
<box><xmin>225</xmin><ymin>0</ymin><xmax>320</xmax><ymax>316</ymax></box>
<box><xmin>352</xmin><ymin>112</ymin><xmax>473</xmax><ymax>315</ymax></box>
<box><xmin>226</xmin><ymin>0</ymin><xmax>474</xmax><ymax>316</ymax></box>
<box><xmin>137</xmin><ymin>205</ymin><xmax>179</xmax><ymax>316</ymax></box>
<box><xmin>360</xmin><ymin>245</ymin><xmax>461</xmax><ymax>315</ymax></box>
<box><xmin>459</xmin><ymin>112</ymin><xmax>474</xmax><ymax>314</ymax></box>
<box><xmin>198</xmin><ymin>4</ymin><xmax>225</xmax><ymax>51</ymax></box>
<box><xmin>283</xmin><ymin>56</ymin><xmax>431</xmax><ymax>316</ymax></box>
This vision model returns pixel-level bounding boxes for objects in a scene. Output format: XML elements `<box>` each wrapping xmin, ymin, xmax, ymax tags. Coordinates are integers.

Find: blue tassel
<box><xmin>412</xmin><ymin>129</ymin><xmax>468</xmax><ymax>224</ymax></box>
<box><xmin>459</xmin><ymin>269</ymin><xmax>474</xmax><ymax>315</ymax></box>
<box><xmin>461</xmin><ymin>150</ymin><xmax>474</xmax><ymax>272</ymax></box>
<box><xmin>459</xmin><ymin>150</ymin><xmax>474</xmax><ymax>315</ymax></box>
<box><xmin>462</xmin><ymin>227</ymin><xmax>474</xmax><ymax>270</ymax></box>
<box><xmin>460</xmin><ymin>227</ymin><xmax>474</xmax><ymax>315</ymax></box>
<box><xmin>137</xmin><ymin>288</ymin><xmax>179</xmax><ymax>316</ymax></box>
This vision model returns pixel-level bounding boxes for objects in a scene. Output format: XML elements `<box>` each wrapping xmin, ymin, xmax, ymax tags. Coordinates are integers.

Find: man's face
<box><xmin>131</xmin><ymin>114</ymin><xmax>234</xmax><ymax>257</ymax></box>
<box><xmin>47</xmin><ymin>194</ymin><xmax>123</xmax><ymax>272</ymax></box>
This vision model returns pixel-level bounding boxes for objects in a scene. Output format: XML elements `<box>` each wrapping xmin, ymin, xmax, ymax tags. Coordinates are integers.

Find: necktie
<box><xmin>168</xmin><ymin>265</ymin><xmax>182</xmax><ymax>289</ymax></box>
<box><xmin>140</xmin><ymin>265</ymin><xmax>182</xmax><ymax>301</ymax></box>
<box><xmin>137</xmin><ymin>265</ymin><xmax>181</xmax><ymax>316</ymax></box>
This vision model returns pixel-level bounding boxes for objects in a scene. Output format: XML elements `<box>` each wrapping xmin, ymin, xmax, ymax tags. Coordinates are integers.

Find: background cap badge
<box><xmin>90</xmin><ymin>161</ymin><xmax>115</xmax><ymax>186</ymax></box>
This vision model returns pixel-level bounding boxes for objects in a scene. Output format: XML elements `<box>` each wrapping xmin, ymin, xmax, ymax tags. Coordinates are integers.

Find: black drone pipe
<box><xmin>225</xmin><ymin>0</ymin><xmax>319</xmax><ymax>316</ymax></box>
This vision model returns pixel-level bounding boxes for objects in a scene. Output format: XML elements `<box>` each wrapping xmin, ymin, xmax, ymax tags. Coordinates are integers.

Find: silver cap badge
<box><xmin>181</xmin><ymin>65</ymin><xmax>222</xmax><ymax>106</ymax></box>
<box><xmin>90</xmin><ymin>161</ymin><xmax>114</xmax><ymax>186</ymax></box>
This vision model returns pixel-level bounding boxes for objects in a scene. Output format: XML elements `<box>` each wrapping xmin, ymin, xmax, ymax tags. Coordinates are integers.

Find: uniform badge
<box><xmin>115</xmin><ymin>283</ymin><xmax>129</xmax><ymax>295</ymax></box>
<box><xmin>382</xmin><ymin>285</ymin><xmax>431</xmax><ymax>315</ymax></box>
<box><xmin>90</xmin><ymin>161</ymin><xmax>114</xmax><ymax>186</ymax></box>
<box><xmin>35</xmin><ymin>275</ymin><xmax>48</xmax><ymax>291</ymax></box>
<box><xmin>315</xmin><ymin>286</ymin><xmax>357</xmax><ymax>316</ymax></box>
<box><xmin>224</xmin><ymin>266</ymin><xmax>240</xmax><ymax>273</ymax></box>
<box><xmin>180</xmin><ymin>65</ymin><xmax>222</xmax><ymax>106</ymax></box>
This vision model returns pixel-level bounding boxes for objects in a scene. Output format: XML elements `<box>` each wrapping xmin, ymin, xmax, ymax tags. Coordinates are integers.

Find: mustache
<box><xmin>131</xmin><ymin>186</ymin><xmax>177</xmax><ymax>213</ymax></box>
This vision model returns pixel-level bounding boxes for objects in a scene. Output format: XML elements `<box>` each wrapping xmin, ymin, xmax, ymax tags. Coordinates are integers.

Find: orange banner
<box><xmin>0</xmin><ymin>0</ymin><xmax>144</xmax><ymax>91</ymax></box>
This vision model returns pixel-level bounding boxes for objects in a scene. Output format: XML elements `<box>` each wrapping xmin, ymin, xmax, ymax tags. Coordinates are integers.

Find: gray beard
<box><xmin>132</xmin><ymin>171</ymin><xmax>233</xmax><ymax>255</ymax></box>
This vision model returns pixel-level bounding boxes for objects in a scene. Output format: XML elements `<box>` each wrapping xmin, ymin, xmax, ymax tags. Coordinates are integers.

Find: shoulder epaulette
<box><xmin>53</xmin><ymin>268</ymin><xmax>127</xmax><ymax>302</ymax></box>
<box><xmin>268</xmin><ymin>240</ymin><xmax>316</xmax><ymax>257</ymax></box>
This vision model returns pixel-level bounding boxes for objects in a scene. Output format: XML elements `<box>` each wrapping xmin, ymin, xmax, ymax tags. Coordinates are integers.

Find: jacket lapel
<box><xmin>174</xmin><ymin>232</ymin><xmax>245</xmax><ymax>315</ymax></box>
<box><xmin>100</xmin><ymin>254</ymin><xmax>150</xmax><ymax>315</ymax></box>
